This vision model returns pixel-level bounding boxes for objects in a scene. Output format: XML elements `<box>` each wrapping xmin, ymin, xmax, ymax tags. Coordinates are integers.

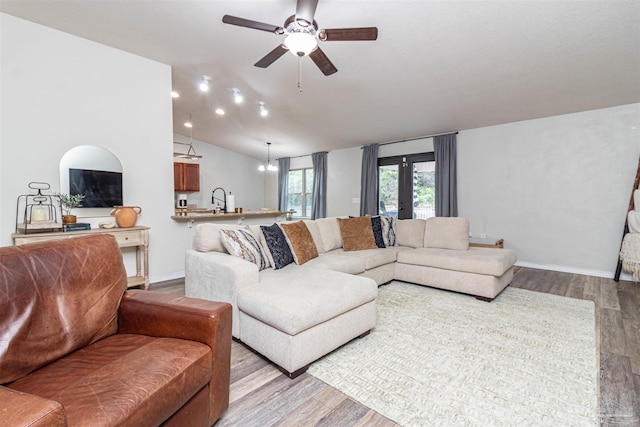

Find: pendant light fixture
<box><xmin>258</xmin><ymin>142</ymin><xmax>277</xmax><ymax>172</ymax></box>
<box><xmin>174</xmin><ymin>117</ymin><xmax>202</xmax><ymax>159</ymax></box>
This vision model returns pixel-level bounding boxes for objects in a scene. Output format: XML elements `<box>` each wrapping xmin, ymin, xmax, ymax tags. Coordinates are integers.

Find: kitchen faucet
<box><xmin>211</xmin><ymin>187</ymin><xmax>227</xmax><ymax>213</ymax></box>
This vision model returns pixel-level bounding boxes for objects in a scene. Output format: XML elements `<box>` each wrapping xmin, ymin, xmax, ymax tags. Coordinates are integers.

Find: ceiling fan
<box><xmin>222</xmin><ymin>0</ymin><xmax>378</xmax><ymax>76</ymax></box>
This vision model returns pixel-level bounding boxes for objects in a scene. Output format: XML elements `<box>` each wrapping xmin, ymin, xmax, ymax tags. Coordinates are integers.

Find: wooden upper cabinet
<box><xmin>174</xmin><ymin>162</ymin><xmax>200</xmax><ymax>192</ymax></box>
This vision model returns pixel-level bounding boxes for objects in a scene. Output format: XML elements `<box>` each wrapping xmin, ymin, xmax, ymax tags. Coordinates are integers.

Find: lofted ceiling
<box><xmin>1</xmin><ymin>1</ymin><xmax>639</xmax><ymax>161</ymax></box>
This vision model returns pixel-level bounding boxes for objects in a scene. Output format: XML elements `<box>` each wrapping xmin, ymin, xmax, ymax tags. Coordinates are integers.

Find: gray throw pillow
<box><xmin>260</xmin><ymin>223</ymin><xmax>294</xmax><ymax>269</ymax></box>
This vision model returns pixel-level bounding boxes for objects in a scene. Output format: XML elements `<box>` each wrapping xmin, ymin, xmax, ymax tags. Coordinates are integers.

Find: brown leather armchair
<box><xmin>0</xmin><ymin>234</ymin><xmax>232</xmax><ymax>426</ymax></box>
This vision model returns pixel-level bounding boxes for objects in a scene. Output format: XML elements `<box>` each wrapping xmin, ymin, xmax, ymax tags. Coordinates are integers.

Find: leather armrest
<box><xmin>0</xmin><ymin>386</ymin><xmax>66</xmax><ymax>426</ymax></box>
<box><xmin>117</xmin><ymin>290</ymin><xmax>232</xmax><ymax>424</ymax></box>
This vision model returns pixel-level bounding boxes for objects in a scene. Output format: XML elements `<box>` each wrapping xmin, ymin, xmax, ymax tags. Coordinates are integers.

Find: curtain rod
<box><xmin>363</xmin><ymin>131</ymin><xmax>459</xmax><ymax>148</ymax></box>
<box><xmin>276</xmin><ymin>151</ymin><xmax>328</xmax><ymax>161</ymax></box>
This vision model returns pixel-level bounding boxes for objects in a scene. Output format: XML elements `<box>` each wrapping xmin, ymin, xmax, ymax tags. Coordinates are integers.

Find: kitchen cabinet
<box><xmin>174</xmin><ymin>162</ymin><xmax>200</xmax><ymax>192</ymax></box>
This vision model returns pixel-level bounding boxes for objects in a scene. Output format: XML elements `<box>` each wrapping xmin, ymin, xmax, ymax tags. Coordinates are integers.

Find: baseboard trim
<box><xmin>150</xmin><ymin>271</ymin><xmax>185</xmax><ymax>284</ymax></box>
<box><xmin>515</xmin><ymin>261</ymin><xmax>633</xmax><ymax>281</ymax></box>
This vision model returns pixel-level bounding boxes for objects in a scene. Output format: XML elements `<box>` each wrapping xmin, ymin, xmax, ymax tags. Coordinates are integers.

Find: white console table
<box><xmin>12</xmin><ymin>226</ymin><xmax>150</xmax><ymax>290</ymax></box>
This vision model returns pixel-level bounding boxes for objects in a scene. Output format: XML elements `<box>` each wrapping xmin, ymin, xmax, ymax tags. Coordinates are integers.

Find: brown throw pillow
<box><xmin>337</xmin><ymin>216</ymin><xmax>378</xmax><ymax>251</ymax></box>
<box><xmin>279</xmin><ymin>221</ymin><xmax>319</xmax><ymax>265</ymax></box>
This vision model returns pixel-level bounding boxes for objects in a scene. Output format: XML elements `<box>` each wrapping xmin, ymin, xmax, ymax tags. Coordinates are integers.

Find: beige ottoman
<box><xmin>238</xmin><ymin>266</ymin><xmax>377</xmax><ymax>377</ymax></box>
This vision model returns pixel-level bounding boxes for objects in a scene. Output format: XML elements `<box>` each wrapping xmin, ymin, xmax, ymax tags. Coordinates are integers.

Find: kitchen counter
<box><xmin>171</xmin><ymin>210</ymin><xmax>293</xmax><ymax>222</ymax></box>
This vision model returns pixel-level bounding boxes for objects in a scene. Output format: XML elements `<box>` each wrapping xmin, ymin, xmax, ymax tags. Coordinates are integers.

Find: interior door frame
<box><xmin>378</xmin><ymin>152</ymin><xmax>434</xmax><ymax>219</ymax></box>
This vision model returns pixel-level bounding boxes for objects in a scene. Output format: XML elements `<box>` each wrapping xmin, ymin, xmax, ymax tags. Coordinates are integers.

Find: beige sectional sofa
<box><xmin>185</xmin><ymin>216</ymin><xmax>517</xmax><ymax>377</ymax></box>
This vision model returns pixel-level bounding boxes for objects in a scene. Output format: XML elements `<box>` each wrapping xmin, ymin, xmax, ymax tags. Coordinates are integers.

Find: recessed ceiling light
<box><xmin>232</xmin><ymin>88</ymin><xmax>243</xmax><ymax>104</ymax></box>
<box><xmin>259</xmin><ymin>102</ymin><xmax>268</xmax><ymax>117</ymax></box>
<box><xmin>199</xmin><ymin>75</ymin><xmax>211</xmax><ymax>92</ymax></box>
<box><xmin>215</xmin><ymin>108</ymin><xmax>225</xmax><ymax>115</ymax></box>
<box><xmin>171</xmin><ymin>91</ymin><xmax>180</xmax><ymax>98</ymax></box>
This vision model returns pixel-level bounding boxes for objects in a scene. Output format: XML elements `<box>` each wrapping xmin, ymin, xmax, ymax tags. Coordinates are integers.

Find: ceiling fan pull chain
<box><xmin>298</xmin><ymin>56</ymin><xmax>303</xmax><ymax>93</ymax></box>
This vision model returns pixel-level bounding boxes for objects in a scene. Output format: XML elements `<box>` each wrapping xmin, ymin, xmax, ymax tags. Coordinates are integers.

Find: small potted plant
<box><xmin>54</xmin><ymin>193</ymin><xmax>85</xmax><ymax>224</ymax></box>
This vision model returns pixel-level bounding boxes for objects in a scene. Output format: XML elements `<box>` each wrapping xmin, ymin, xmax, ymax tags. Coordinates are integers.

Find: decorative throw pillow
<box><xmin>337</xmin><ymin>216</ymin><xmax>378</xmax><ymax>251</ymax></box>
<box><xmin>219</xmin><ymin>227</ymin><xmax>269</xmax><ymax>270</ymax></box>
<box><xmin>380</xmin><ymin>215</ymin><xmax>397</xmax><ymax>247</ymax></box>
<box><xmin>370</xmin><ymin>216</ymin><xmax>386</xmax><ymax>248</ymax></box>
<box><xmin>260</xmin><ymin>223</ymin><xmax>294</xmax><ymax>269</ymax></box>
<box><xmin>248</xmin><ymin>225</ymin><xmax>274</xmax><ymax>268</ymax></box>
<box><xmin>279</xmin><ymin>221</ymin><xmax>319</xmax><ymax>265</ymax></box>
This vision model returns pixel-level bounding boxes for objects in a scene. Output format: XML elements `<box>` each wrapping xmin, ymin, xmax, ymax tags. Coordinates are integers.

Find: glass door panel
<box><xmin>378</xmin><ymin>164</ymin><xmax>399</xmax><ymax>218</ymax></box>
<box><xmin>412</xmin><ymin>161</ymin><xmax>435</xmax><ymax>219</ymax></box>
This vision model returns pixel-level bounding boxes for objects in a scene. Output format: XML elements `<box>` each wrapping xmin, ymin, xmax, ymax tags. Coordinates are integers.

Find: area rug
<box><xmin>308</xmin><ymin>282</ymin><xmax>598</xmax><ymax>426</ymax></box>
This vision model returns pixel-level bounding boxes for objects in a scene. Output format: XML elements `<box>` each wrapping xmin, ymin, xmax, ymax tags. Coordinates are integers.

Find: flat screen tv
<box><xmin>69</xmin><ymin>168</ymin><xmax>123</xmax><ymax>208</ymax></box>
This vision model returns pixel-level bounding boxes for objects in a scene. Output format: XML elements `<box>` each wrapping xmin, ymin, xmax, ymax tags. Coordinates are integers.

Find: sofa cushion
<box><xmin>219</xmin><ymin>228</ymin><xmax>270</xmax><ymax>270</ymax></box>
<box><xmin>395</xmin><ymin>219</ymin><xmax>426</xmax><ymax>248</ymax></box>
<box><xmin>331</xmin><ymin>247</ymin><xmax>398</xmax><ymax>270</ymax></box>
<box><xmin>315</xmin><ymin>217</ymin><xmax>343</xmax><ymax>252</ymax></box>
<box><xmin>303</xmin><ymin>252</ymin><xmax>366</xmax><ymax>274</ymax></box>
<box><xmin>280</xmin><ymin>221</ymin><xmax>319</xmax><ymax>265</ymax></box>
<box><xmin>240</xmin><ymin>268</ymin><xmax>377</xmax><ymax>335</ymax></box>
<box><xmin>370</xmin><ymin>216</ymin><xmax>386</xmax><ymax>248</ymax></box>
<box><xmin>424</xmin><ymin>217</ymin><xmax>470</xmax><ymax>250</ymax></box>
<box><xmin>303</xmin><ymin>220</ymin><xmax>326</xmax><ymax>254</ymax></box>
<box><xmin>380</xmin><ymin>215</ymin><xmax>397</xmax><ymax>246</ymax></box>
<box><xmin>194</xmin><ymin>223</ymin><xmax>243</xmax><ymax>253</ymax></box>
<box><xmin>397</xmin><ymin>247</ymin><xmax>517</xmax><ymax>277</ymax></box>
<box><xmin>7</xmin><ymin>334</ymin><xmax>212</xmax><ymax>426</ymax></box>
<box><xmin>337</xmin><ymin>217</ymin><xmax>378</xmax><ymax>251</ymax></box>
<box><xmin>260</xmin><ymin>224</ymin><xmax>294</xmax><ymax>270</ymax></box>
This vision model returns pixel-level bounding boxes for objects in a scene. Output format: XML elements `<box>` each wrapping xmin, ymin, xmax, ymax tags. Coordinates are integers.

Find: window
<box><xmin>287</xmin><ymin>168</ymin><xmax>314</xmax><ymax>218</ymax></box>
<box><xmin>378</xmin><ymin>153</ymin><xmax>435</xmax><ymax>219</ymax></box>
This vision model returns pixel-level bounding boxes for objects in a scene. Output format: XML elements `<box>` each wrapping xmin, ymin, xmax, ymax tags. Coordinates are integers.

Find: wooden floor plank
<box><xmin>314</xmin><ymin>398</ymin><xmax>370</xmax><ymax>427</ymax></box>
<box><xmin>623</xmin><ymin>318</ymin><xmax>640</xmax><ymax>375</ymax></box>
<box><xmin>599</xmin><ymin>351</ymin><xmax>639</xmax><ymax>426</ymax></box>
<box><xmin>601</xmin><ymin>278</ymin><xmax>622</xmax><ymax>311</ymax></box>
<box><xmin>601</xmin><ymin>308</ymin><xmax>629</xmax><ymax>356</ymax></box>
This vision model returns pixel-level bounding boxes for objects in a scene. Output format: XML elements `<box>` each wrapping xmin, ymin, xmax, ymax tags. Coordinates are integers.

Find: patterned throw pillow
<box><xmin>219</xmin><ymin>227</ymin><xmax>269</xmax><ymax>270</ymax></box>
<box><xmin>260</xmin><ymin>223</ymin><xmax>294</xmax><ymax>269</ymax></box>
<box><xmin>370</xmin><ymin>216</ymin><xmax>386</xmax><ymax>248</ymax></box>
<box><xmin>337</xmin><ymin>216</ymin><xmax>378</xmax><ymax>251</ymax></box>
<box><xmin>380</xmin><ymin>215</ymin><xmax>397</xmax><ymax>247</ymax></box>
<box><xmin>279</xmin><ymin>221</ymin><xmax>319</xmax><ymax>265</ymax></box>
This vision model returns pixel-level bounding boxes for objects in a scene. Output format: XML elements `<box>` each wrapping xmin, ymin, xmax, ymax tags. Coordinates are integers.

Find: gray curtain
<box><xmin>277</xmin><ymin>157</ymin><xmax>290</xmax><ymax>212</ymax></box>
<box><xmin>360</xmin><ymin>144</ymin><xmax>379</xmax><ymax>216</ymax></box>
<box><xmin>311</xmin><ymin>151</ymin><xmax>327</xmax><ymax>219</ymax></box>
<box><xmin>434</xmin><ymin>133</ymin><xmax>458</xmax><ymax>217</ymax></box>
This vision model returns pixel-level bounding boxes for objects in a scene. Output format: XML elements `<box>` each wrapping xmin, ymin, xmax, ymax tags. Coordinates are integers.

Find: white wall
<box><xmin>458</xmin><ymin>104</ymin><xmax>639</xmax><ymax>276</ymax></box>
<box><xmin>0</xmin><ymin>14</ymin><xmax>266</xmax><ymax>282</ymax></box>
<box><xmin>322</xmin><ymin>104</ymin><xmax>639</xmax><ymax>277</ymax></box>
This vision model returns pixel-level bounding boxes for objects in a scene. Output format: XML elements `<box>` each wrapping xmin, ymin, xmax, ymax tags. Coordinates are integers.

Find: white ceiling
<box><xmin>2</xmin><ymin>1</ymin><xmax>639</xmax><ymax>160</ymax></box>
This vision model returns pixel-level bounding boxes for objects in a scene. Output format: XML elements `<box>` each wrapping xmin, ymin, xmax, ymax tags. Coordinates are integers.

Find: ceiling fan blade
<box><xmin>321</xmin><ymin>27</ymin><xmax>378</xmax><ymax>41</ymax></box>
<box><xmin>309</xmin><ymin>47</ymin><xmax>337</xmax><ymax>76</ymax></box>
<box><xmin>255</xmin><ymin>44</ymin><xmax>289</xmax><ymax>68</ymax></box>
<box><xmin>295</xmin><ymin>0</ymin><xmax>319</xmax><ymax>25</ymax></box>
<box><xmin>222</xmin><ymin>15</ymin><xmax>283</xmax><ymax>34</ymax></box>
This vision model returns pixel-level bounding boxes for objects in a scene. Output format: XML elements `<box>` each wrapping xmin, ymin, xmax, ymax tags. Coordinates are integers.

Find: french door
<box><xmin>378</xmin><ymin>153</ymin><xmax>435</xmax><ymax>220</ymax></box>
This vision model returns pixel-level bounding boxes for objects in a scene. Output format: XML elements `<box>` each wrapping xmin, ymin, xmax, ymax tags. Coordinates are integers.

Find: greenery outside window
<box><xmin>287</xmin><ymin>168</ymin><xmax>314</xmax><ymax>218</ymax></box>
<box><xmin>378</xmin><ymin>152</ymin><xmax>435</xmax><ymax>219</ymax></box>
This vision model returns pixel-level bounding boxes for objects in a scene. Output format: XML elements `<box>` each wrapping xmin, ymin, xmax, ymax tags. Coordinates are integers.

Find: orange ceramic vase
<box><xmin>110</xmin><ymin>206</ymin><xmax>142</xmax><ymax>228</ymax></box>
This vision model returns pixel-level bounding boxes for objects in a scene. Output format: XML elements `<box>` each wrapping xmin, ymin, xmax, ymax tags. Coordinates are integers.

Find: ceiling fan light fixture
<box><xmin>284</xmin><ymin>32</ymin><xmax>317</xmax><ymax>56</ymax></box>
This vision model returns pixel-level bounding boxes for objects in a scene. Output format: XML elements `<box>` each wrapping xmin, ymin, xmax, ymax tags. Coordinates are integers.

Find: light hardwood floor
<box><xmin>151</xmin><ymin>267</ymin><xmax>640</xmax><ymax>426</ymax></box>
